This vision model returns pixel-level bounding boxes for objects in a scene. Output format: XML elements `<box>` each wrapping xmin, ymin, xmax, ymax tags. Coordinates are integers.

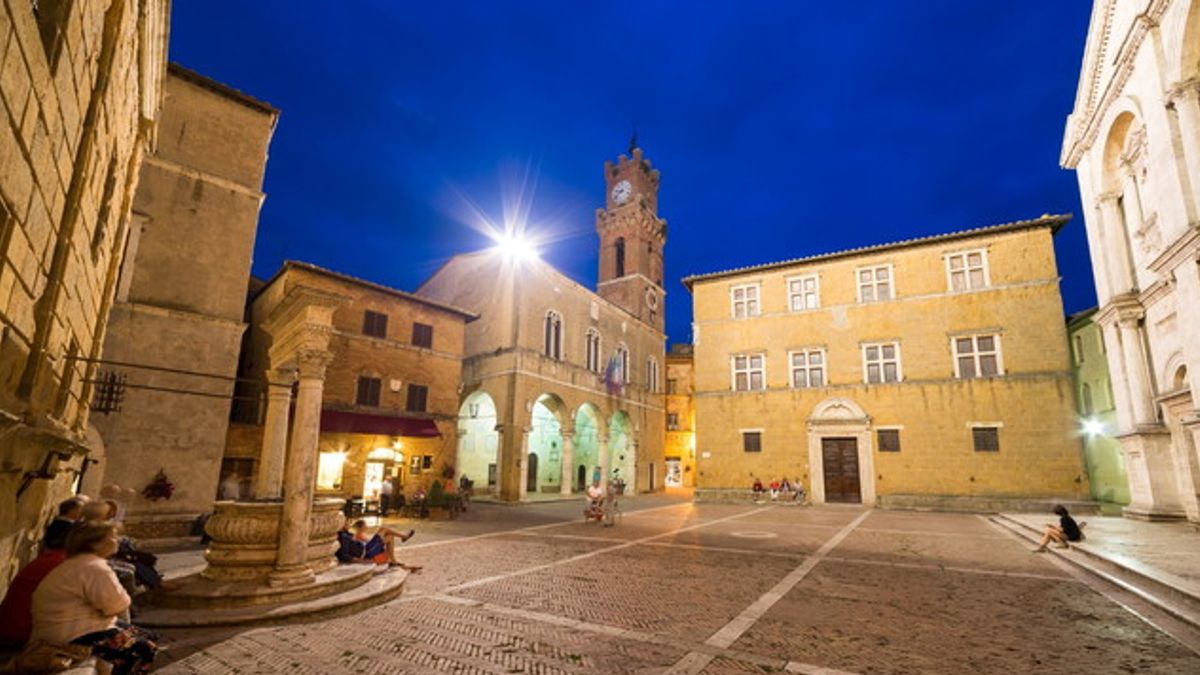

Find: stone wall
<box><xmin>0</xmin><ymin>0</ymin><xmax>168</xmax><ymax>587</ymax></box>
<box><xmin>90</xmin><ymin>66</ymin><xmax>277</xmax><ymax>538</ymax></box>
<box><xmin>1061</xmin><ymin>0</ymin><xmax>1200</xmax><ymax>521</ymax></box>
<box><xmin>688</xmin><ymin>219</ymin><xmax>1090</xmax><ymax>504</ymax></box>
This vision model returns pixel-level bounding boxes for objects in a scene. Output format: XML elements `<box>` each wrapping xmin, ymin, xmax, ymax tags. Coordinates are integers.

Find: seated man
<box><xmin>0</xmin><ymin>498</ymin><xmax>82</xmax><ymax>646</ymax></box>
<box><xmin>336</xmin><ymin>519</ymin><xmax>420</xmax><ymax>571</ymax></box>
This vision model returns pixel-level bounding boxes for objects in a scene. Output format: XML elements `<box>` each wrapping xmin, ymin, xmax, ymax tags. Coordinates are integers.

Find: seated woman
<box><xmin>29</xmin><ymin>521</ymin><xmax>157</xmax><ymax>675</ymax></box>
<box><xmin>1033</xmin><ymin>504</ymin><xmax>1085</xmax><ymax>552</ymax></box>
<box><xmin>336</xmin><ymin>519</ymin><xmax>420</xmax><ymax>571</ymax></box>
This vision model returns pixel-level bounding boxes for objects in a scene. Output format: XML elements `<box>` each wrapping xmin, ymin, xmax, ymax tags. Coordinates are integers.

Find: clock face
<box><xmin>611</xmin><ymin>180</ymin><xmax>632</xmax><ymax>205</ymax></box>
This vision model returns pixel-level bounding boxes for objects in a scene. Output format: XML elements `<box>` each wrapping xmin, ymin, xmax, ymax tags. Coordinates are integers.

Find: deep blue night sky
<box><xmin>170</xmin><ymin>1</ymin><xmax>1096</xmax><ymax>345</ymax></box>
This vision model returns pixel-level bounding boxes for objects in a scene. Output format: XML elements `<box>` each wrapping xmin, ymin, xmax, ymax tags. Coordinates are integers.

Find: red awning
<box><xmin>319</xmin><ymin>410</ymin><xmax>441</xmax><ymax>438</ymax></box>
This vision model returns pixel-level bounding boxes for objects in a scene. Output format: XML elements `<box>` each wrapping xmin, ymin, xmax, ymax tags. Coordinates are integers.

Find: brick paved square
<box><xmin>452</xmin><ymin>545</ymin><xmax>800</xmax><ymax>641</ymax></box>
<box><xmin>731</xmin><ymin>559</ymin><xmax>1200</xmax><ymax>674</ymax></box>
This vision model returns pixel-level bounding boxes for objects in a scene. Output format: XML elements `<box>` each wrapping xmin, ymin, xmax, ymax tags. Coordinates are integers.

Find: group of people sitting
<box><xmin>0</xmin><ymin>496</ymin><xmax>162</xmax><ymax>674</ymax></box>
<box><xmin>751</xmin><ymin>477</ymin><xmax>806</xmax><ymax>504</ymax></box>
<box><xmin>336</xmin><ymin>519</ymin><xmax>422</xmax><ymax>572</ymax></box>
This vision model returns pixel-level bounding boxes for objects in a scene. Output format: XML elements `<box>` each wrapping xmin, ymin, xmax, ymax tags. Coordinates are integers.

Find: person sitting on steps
<box><xmin>1033</xmin><ymin>504</ymin><xmax>1086</xmax><ymax>552</ymax></box>
<box><xmin>336</xmin><ymin>518</ymin><xmax>421</xmax><ymax>571</ymax></box>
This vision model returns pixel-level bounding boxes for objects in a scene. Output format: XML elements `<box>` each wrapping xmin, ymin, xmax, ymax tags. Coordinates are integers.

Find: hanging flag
<box><xmin>603</xmin><ymin>354</ymin><xmax>624</xmax><ymax>396</ymax></box>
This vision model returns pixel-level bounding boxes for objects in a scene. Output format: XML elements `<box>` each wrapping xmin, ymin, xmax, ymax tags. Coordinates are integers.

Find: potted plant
<box><xmin>425</xmin><ymin>480</ymin><xmax>450</xmax><ymax>520</ymax></box>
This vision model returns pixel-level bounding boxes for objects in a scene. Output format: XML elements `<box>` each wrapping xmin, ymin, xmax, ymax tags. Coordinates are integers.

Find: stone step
<box><xmin>990</xmin><ymin>514</ymin><xmax>1200</xmax><ymax>631</ymax></box>
<box><xmin>145</xmin><ymin>564</ymin><xmax>376</xmax><ymax>610</ymax></box>
<box><xmin>136</xmin><ymin>567</ymin><xmax>407</xmax><ymax>628</ymax></box>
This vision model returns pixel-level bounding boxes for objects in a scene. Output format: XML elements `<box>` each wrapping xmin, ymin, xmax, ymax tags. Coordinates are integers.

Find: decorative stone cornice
<box><xmin>1096</xmin><ymin>292</ymin><xmax>1146</xmax><ymax>327</ymax></box>
<box><xmin>1147</xmin><ymin>223</ymin><xmax>1200</xmax><ymax>273</ymax></box>
<box><xmin>1165</xmin><ymin>77</ymin><xmax>1200</xmax><ymax>106</ymax></box>
<box><xmin>1062</xmin><ymin>0</ymin><xmax>1171</xmax><ymax>167</ymax></box>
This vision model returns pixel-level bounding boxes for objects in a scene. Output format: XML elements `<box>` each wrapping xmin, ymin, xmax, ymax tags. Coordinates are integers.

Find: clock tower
<box><xmin>596</xmin><ymin>144</ymin><xmax>667</xmax><ymax>331</ymax></box>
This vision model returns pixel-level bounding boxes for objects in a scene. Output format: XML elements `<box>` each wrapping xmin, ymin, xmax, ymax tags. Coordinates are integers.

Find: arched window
<box><xmin>615</xmin><ymin>238</ymin><xmax>626</xmax><ymax>278</ymax></box>
<box><xmin>543</xmin><ymin>310</ymin><xmax>563</xmax><ymax>360</ymax></box>
<box><xmin>585</xmin><ymin>328</ymin><xmax>602</xmax><ymax>373</ymax></box>
<box><xmin>1081</xmin><ymin>384</ymin><xmax>1093</xmax><ymax>415</ymax></box>
<box><xmin>615</xmin><ymin>343</ymin><xmax>630</xmax><ymax>383</ymax></box>
<box><xmin>646</xmin><ymin>357</ymin><xmax>659</xmax><ymax>393</ymax></box>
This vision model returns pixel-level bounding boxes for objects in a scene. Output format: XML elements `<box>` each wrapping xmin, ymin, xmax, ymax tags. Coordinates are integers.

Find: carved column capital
<box><xmin>295</xmin><ymin>349</ymin><xmax>333</xmax><ymax>380</ymax></box>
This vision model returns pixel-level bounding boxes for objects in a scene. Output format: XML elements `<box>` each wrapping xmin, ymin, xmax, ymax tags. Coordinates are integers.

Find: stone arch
<box><xmin>527</xmin><ymin>393</ymin><xmax>568</xmax><ymax>495</ymax></box>
<box><xmin>806</xmin><ymin>397</ymin><xmax>875</xmax><ymax>507</ymax></box>
<box><xmin>457</xmin><ymin>391</ymin><xmax>499</xmax><ymax>493</ymax></box>
<box><xmin>1162</xmin><ymin>352</ymin><xmax>1188</xmax><ymax>392</ymax></box>
<box><xmin>572</xmin><ymin>402</ymin><xmax>604</xmax><ymax>491</ymax></box>
<box><xmin>809</xmin><ymin>397</ymin><xmax>869</xmax><ymax>422</ymax></box>
<box><xmin>1101</xmin><ymin>109</ymin><xmax>1143</xmax><ymax>192</ymax></box>
<box><xmin>609</xmin><ymin>410</ymin><xmax>635</xmax><ymax>491</ymax></box>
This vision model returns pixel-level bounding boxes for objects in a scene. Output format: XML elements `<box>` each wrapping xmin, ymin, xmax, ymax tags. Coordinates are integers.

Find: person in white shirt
<box><xmin>30</xmin><ymin>521</ymin><xmax>158</xmax><ymax>674</ymax></box>
<box><xmin>379</xmin><ymin>478</ymin><xmax>394</xmax><ymax>516</ymax></box>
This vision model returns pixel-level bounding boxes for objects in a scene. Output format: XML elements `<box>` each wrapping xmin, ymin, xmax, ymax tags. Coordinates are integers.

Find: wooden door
<box><xmin>821</xmin><ymin>437</ymin><xmax>861</xmax><ymax>503</ymax></box>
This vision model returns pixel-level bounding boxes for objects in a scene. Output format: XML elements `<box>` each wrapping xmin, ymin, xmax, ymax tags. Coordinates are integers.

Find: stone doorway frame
<box><xmin>807</xmin><ymin>397</ymin><xmax>876</xmax><ymax>507</ymax></box>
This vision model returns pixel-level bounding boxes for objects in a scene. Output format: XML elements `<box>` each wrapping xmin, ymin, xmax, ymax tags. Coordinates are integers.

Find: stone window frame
<box><xmin>951</xmin><ymin>333</ymin><xmax>1004</xmax><ymax>379</ymax></box>
<box><xmin>876</xmin><ymin>427</ymin><xmax>902</xmax><ymax>453</ymax></box>
<box><xmin>788</xmin><ymin>347</ymin><xmax>826</xmax><ymax>388</ymax></box>
<box><xmin>406</xmin><ymin>383</ymin><xmax>429</xmax><ymax>413</ymax></box>
<box><xmin>944</xmin><ymin>248</ymin><xmax>990</xmax><ymax>293</ymax></box>
<box><xmin>785</xmin><ymin>273</ymin><xmax>820</xmax><ymax>312</ymax></box>
<box><xmin>585</xmin><ymin>328</ymin><xmax>602</xmax><ymax>373</ymax></box>
<box><xmin>646</xmin><ymin>356</ymin><xmax>659</xmax><ymax>393</ymax></box>
<box><xmin>741</xmin><ymin>429</ymin><xmax>763</xmax><ymax>453</ymax></box>
<box><xmin>731</xmin><ymin>353</ymin><xmax>766</xmax><ymax>391</ymax></box>
<box><xmin>667</xmin><ymin>412</ymin><xmax>679</xmax><ymax>430</ymax></box>
<box><xmin>861</xmin><ymin>341</ymin><xmax>901</xmax><ymax>384</ymax></box>
<box><xmin>362</xmin><ymin>310</ymin><xmax>389</xmax><ymax>339</ymax></box>
<box><xmin>411</xmin><ymin>321</ymin><xmax>433</xmax><ymax>348</ymax></box>
<box><xmin>544</xmin><ymin>310</ymin><xmax>564</xmax><ymax>360</ymax></box>
<box><xmin>730</xmin><ymin>283</ymin><xmax>761</xmax><ymax>319</ymax></box>
<box><xmin>356</xmin><ymin>375</ymin><xmax>382</xmax><ymax>407</ymax></box>
<box><xmin>856</xmin><ymin>264</ymin><xmax>894</xmax><ymax>303</ymax></box>
<box><xmin>614</xmin><ymin>342</ymin><xmax>631</xmax><ymax>383</ymax></box>
<box><xmin>970</xmin><ymin>423</ymin><xmax>1002</xmax><ymax>452</ymax></box>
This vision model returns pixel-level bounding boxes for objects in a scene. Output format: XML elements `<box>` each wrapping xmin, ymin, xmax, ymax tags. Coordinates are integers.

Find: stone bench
<box><xmin>0</xmin><ymin>648</ymin><xmax>100</xmax><ymax>675</ymax></box>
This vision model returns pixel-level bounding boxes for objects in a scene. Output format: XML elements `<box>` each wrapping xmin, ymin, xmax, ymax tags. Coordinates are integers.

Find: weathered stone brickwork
<box><xmin>234</xmin><ymin>262</ymin><xmax>474</xmax><ymax>502</ymax></box>
<box><xmin>88</xmin><ymin>65</ymin><xmax>278</xmax><ymax>538</ymax></box>
<box><xmin>685</xmin><ymin>217</ymin><xmax>1091</xmax><ymax>508</ymax></box>
<box><xmin>0</xmin><ymin>0</ymin><xmax>167</xmax><ymax>588</ymax></box>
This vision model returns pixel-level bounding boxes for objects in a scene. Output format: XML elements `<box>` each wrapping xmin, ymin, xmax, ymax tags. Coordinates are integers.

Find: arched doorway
<box><xmin>528</xmin><ymin>393</ymin><xmax>566</xmax><ymax>496</ymax></box>
<box><xmin>807</xmin><ymin>398</ymin><xmax>875</xmax><ymax>506</ymax></box>
<box><xmin>609</xmin><ymin>411</ymin><xmax>634</xmax><ymax>492</ymax></box>
<box><xmin>527</xmin><ymin>452</ymin><xmax>539</xmax><ymax>492</ymax></box>
<box><xmin>457</xmin><ymin>391</ymin><xmax>499</xmax><ymax>493</ymax></box>
<box><xmin>573</xmin><ymin>403</ymin><xmax>602</xmax><ymax>491</ymax></box>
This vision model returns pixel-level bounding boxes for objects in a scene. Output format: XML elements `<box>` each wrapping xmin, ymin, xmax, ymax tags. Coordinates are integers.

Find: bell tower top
<box><xmin>595</xmin><ymin>145</ymin><xmax>667</xmax><ymax>332</ymax></box>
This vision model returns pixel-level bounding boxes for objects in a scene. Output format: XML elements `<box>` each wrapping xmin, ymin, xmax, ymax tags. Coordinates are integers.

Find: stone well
<box><xmin>202</xmin><ymin>498</ymin><xmax>344</xmax><ymax>581</ymax></box>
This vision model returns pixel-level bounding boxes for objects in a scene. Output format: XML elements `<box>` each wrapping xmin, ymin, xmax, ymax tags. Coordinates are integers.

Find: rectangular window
<box><xmin>406</xmin><ymin>383</ymin><xmax>429</xmax><ymax>412</ymax></box>
<box><xmin>862</xmin><ymin>342</ymin><xmax>901</xmax><ymax>384</ymax></box>
<box><xmin>1073</xmin><ymin>334</ymin><xmax>1085</xmax><ymax>364</ymax></box>
<box><xmin>732</xmin><ymin>354</ymin><xmax>766</xmax><ymax>391</ymax></box>
<box><xmin>667</xmin><ymin>412</ymin><xmax>679</xmax><ymax>430</ymax></box>
<box><xmin>742</xmin><ymin>431</ymin><xmax>762</xmax><ymax>453</ymax></box>
<box><xmin>316</xmin><ymin>452</ymin><xmax>345</xmax><ymax>490</ymax></box>
<box><xmin>356</xmin><ymin>376</ymin><xmax>381</xmax><ymax>406</ymax></box>
<box><xmin>731</xmin><ymin>284</ymin><xmax>760</xmax><ymax>318</ymax></box>
<box><xmin>953</xmin><ymin>334</ymin><xmax>1002</xmax><ymax>378</ymax></box>
<box><xmin>787</xmin><ymin>274</ymin><xmax>820</xmax><ymax>311</ymax></box>
<box><xmin>877</xmin><ymin>429</ymin><xmax>901</xmax><ymax>453</ymax></box>
<box><xmin>789</xmin><ymin>348</ymin><xmax>826</xmax><ymax>388</ymax></box>
<box><xmin>647</xmin><ymin>358</ymin><xmax>659</xmax><ymax>392</ymax></box>
<box><xmin>973</xmin><ymin>427</ymin><xmax>1000</xmax><ymax>452</ymax></box>
<box><xmin>946</xmin><ymin>250</ymin><xmax>988</xmax><ymax>291</ymax></box>
<box><xmin>412</xmin><ymin>322</ymin><xmax>433</xmax><ymax>348</ymax></box>
<box><xmin>363</xmin><ymin>311</ymin><xmax>388</xmax><ymax>338</ymax></box>
<box><xmin>667</xmin><ymin>378</ymin><xmax>678</xmax><ymax>395</ymax></box>
<box><xmin>857</xmin><ymin>265</ymin><xmax>893</xmax><ymax>302</ymax></box>
<box><xmin>422</xmin><ymin>455</ymin><xmax>433</xmax><ymax>470</ymax></box>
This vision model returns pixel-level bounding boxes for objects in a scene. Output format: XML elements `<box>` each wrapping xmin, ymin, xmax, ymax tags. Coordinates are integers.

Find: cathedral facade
<box><xmin>419</xmin><ymin>148</ymin><xmax>667</xmax><ymax>501</ymax></box>
<box><xmin>1062</xmin><ymin>0</ymin><xmax>1200</xmax><ymax>521</ymax></box>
